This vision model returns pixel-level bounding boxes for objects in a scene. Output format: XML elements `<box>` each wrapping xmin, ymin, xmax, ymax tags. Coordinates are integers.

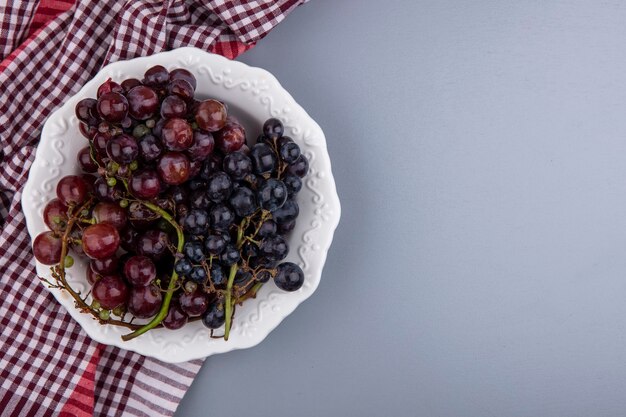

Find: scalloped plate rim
<box><xmin>22</xmin><ymin>47</ymin><xmax>341</xmax><ymax>363</ymax></box>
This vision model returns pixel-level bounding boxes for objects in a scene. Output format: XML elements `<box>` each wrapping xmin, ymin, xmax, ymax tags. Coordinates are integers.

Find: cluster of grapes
<box><xmin>32</xmin><ymin>65</ymin><xmax>308</xmax><ymax>341</ymax></box>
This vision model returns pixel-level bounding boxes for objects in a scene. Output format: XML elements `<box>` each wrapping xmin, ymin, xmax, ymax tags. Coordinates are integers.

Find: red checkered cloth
<box><xmin>0</xmin><ymin>1</ymin><xmax>307</xmax><ymax>416</ymax></box>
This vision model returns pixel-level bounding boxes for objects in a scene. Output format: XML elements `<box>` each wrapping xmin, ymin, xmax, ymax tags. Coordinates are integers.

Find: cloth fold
<box><xmin>0</xmin><ymin>1</ymin><xmax>306</xmax><ymax>415</ymax></box>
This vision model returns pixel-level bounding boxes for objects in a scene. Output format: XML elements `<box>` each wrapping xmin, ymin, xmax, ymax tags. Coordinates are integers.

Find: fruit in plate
<box><xmin>33</xmin><ymin>66</ymin><xmax>309</xmax><ymax>342</ymax></box>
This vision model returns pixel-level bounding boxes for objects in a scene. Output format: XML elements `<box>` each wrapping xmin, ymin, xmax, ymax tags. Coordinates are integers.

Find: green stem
<box><xmin>224</xmin><ymin>219</ymin><xmax>247</xmax><ymax>340</ymax></box>
<box><xmin>121</xmin><ymin>201</ymin><xmax>184</xmax><ymax>341</ymax></box>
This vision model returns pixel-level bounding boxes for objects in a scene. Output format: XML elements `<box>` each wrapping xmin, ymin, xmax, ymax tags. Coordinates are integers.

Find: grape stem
<box><xmin>223</xmin><ymin>218</ymin><xmax>248</xmax><ymax>340</ymax></box>
<box><xmin>121</xmin><ymin>201</ymin><xmax>184</xmax><ymax>341</ymax></box>
<box><xmin>50</xmin><ymin>197</ymin><xmax>141</xmax><ymax>330</ymax></box>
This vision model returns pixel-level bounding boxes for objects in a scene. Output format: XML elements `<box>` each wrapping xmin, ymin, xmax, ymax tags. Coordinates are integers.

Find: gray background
<box><xmin>176</xmin><ymin>1</ymin><xmax>626</xmax><ymax>416</ymax></box>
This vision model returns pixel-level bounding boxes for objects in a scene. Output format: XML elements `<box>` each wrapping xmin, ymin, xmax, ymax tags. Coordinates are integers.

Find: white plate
<box><xmin>22</xmin><ymin>47</ymin><xmax>341</xmax><ymax>363</ymax></box>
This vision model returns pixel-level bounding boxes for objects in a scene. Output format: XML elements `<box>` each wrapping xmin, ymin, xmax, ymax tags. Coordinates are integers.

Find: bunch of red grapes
<box><xmin>32</xmin><ymin>65</ymin><xmax>308</xmax><ymax>341</ymax></box>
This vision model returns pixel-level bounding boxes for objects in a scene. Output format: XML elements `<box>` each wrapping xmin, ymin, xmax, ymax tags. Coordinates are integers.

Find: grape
<box><xmin>274</xmin><ymin>262</ymin><xmax>304</xmax><ymax>292</ymax></box>
<box><xmin>93</xmin><ymin>177</ymin><xmax>120</xmax><ymax>202</ymax></box>
<box><xmin>233</xmin><ymin>269</ymin><xmax>253</xmax><ymax>287</ymax></box>
<box><xmin>174</xmin><ymin>258</ymin><xmax>193</xmax><ymax>277</ymax></box>
<box><xmin>272</xmin><ymin>198</ymin><xmax>299</xmax><ymax>224</ymax></box>
<box><xmin>128</xmin><ymin>284</ymin><xmax>162</xmax><ymax>318</ymax></box>
<box><xmin>138</xmin><ymin>134</ymin><xmax>162</xmax><ymax>162</ymax></box>
<box><xmin>206</xmin><ymin>172</ymin><xmax>232</xmax><ymax>202</ymax></box>
<box><xmin>157</xmin><ymin>151</ymin><xmax>190</xmax><ymax>185</ymax></box>
<box><xmin>77</xmin><ymin>146</ymin><xmax>98</xmax><ymax>173</ymax></box>
<box><xmin>128</xmin><ymin>201</ymin><xmax>159</xmax><ymax>229</ymax></box>
<box><xmin>97</xmin><ymin>92</ymin><xmax>128</xmax><ymax>122</ymax></box>
<box><xmin>92</xmin><ymin>275</ymin><xmax>129</xmax><ymax>309</ymax></box>
<box><xmin>209</xmin><ymin>204</ymin><xmax>235</xmax><ymax>230</ymax></box>
<box><xmin>223</xmin><ymin>151</ymin><xmax>252</xmax><ymax>180</ymax></box>
<box><xmin>121</xmin><ymin>78</ymin><xmax>142</xmax><ymax>92</ymax></box>
<box><xmin>79</xmin><ymin>123</ymin><xmax>97</xmax><ymax>139</ymax></box>
<box><xmin>120</xmin><ymin>227</ymin><xmax>138</xmax><ymax>252</ymax></box>
<box><xmin>167</xmin><ymin>79</ymin><xmax>193</xmax><ymax>101</ymax></box>
<box><xmin>90</xmin><ymin>256</ymin><xmax>118</xmax><ymax>274</ymax></box>
<box><xmin>195</xmin><ymin>99</ymin><xmax>227</xmax><ymax>132</ymax></box>
<box><xmin>215</xmin><ymin>120</ymin><xmax>245</xmax><ymax>153</ymax></box>
<box><xmin>170</xmin><ymin>68</ymin><xmax>197</xmax><ymax>90</ymax></box>
<box><xmin>81</xmin><ymin>174</ymin><xmax>97</xmax><ymax>192</ymax></box>
<box><xmin>153</xmin><ymin>118</ymin><xmax>165</xmax><ymax>138</ymax></box>
<box><xmin>92</xmin><ymin>133</ymin><xmax>109</xmax><ymax>156</ymax></box>
<box><xmin>136</xmin><ymin>229</ymin><xmax>169</xmax><ymax>259</ymax></box>
<box><xmin>187</xmin><ymin>131</ymin><xmax>214</xmax><ymax>161</ymax></box>
<box><xmin>256</xmin><ymin>270</ymin><xmax>272</xmax><ymax>283</ymax></box>
<box><xmin>143</xmin><ymin>65</ymin><xmax>169</xmax><ymax>86</ymax></box>
<box><xmin>200</xmin><ymin>153</ymin><xmax>222</xmax><ymax>180</ymax></box>
<box><xmin>56</xmin><ymin>175</ymin><xmax>89</xmax><ymax>205</ymax></box>
<box><xmin>260</xmin><ymin>235</ymin><xmax>288</xmax><ymax>260</ymax></box>
<box><xmin>169</xmin><ymin>186</ymin><xmax>187</xmax><ymax>204</ymax></box>
<box><xmin>126</xmin><ymin>85</ymin><xmax>159</xmax><ymax>120</ymax></box>
<box><xmin>250</xmin><ymin>143</ymin><xmax>277</xmax><ymax>174</ymax></box>
<box><xmin>210</xmin><ymin>265</ymin><xmax>226</xmax><ymax>286</ymax></box>
<box><xmin>179</xmin><ymin>289</ymin><xmax>209</xmax><ymax>317</ymax></box>
<box><xmin>188</xmin><ymin>159</ymin><xmax>202</xmax><ymax>178</ymax></box>
<box><xmin>184</xmin><ymin>241</ymin><xmax>205</xmax><ymax>263</ymax></box>
<box><xmin>93</xmin><ymin>201</ymin><xmax>127</xmax><ymax>229</ymax></box>
<box><xmin>242</xmin><ymin>241</ymin><xmax>259</xmax><ymax>259</ymax></box>
<box><xmin>263</xmin><ymin>118</ymin><xmax>284</xmax><ymax>140</ymax></box>
<box><xmin>123</xmin><ymin>255</ymin><xmax>156</xmax><ymax>286</ymax></box>
<box><xmin>97</xmin><ymin>78</ymin><xmax>123</xmax><ymax>97</ymax></box>
<box><xmin>82</xmin><ymin>223</ymin><xmax>120</xmax><ymax>259</ymax></box>
<box><xmin>257</xmin><ymin>178</ymin><xmax>287</xmax><ymax>211</ymax></box>
<box><xmin>189</xmin><ymin>266</ymin><xmax>207</xmax><ymax>284</ymax></box>
<box><xmin>160</xmin><ymin>95</ymin><xmax>187</xmax><ymax>119</ymax></box>
<box><xmin>190</xmin><ymin>190</ymin><xmax>211</xmax><ymax>210</ymax></box>
<box><xmin>86</xmin><ymin>267</ymin><xmax>101</xmax><ymax>285</ymax></box>
<box><xmin>219</xmin><ymin>244</ymin><xmax>240</xmax><ymax>266</ymax></box>
<box><xmin>202</xmin><ymin>299</ymin><xmax>225</xmax><ymax>329</ymax></box>
<box><xmin>43</xmin><ymin>198</ymin><xmax>68</xmax><ymax>231</ymax></box>
<box><xmin>283</xmin><ymin>175</ymin><xmax>302</xmax><ymax>196</ymax></box>
<box><xmin>182</xmin><ymin>209</ymin><xmax>209</xmax><ymax>234</ymax></box>
<box><xmin>278</xmin><ymin>219</ymin><xmax>296</xmax><ymax>234</ymax></box>
<box><xmin>161</xmin><ymin>118</ymin><xmax>193</xmax><ymax>151</ymax></box>
<box><xmin>229</xmin><ymin>186</ymin><xmax>257</xmax><ymax>217</ymax></box>
<box><xmin>32</xmin><ymin>231</ymin><xmax>62</xmax><ymax>265</ymax></box>
<box><xmin>279</xmin><ymin>141</ymin><xmax>301</xmax><ymax>164</ymax></box>
<box><xmin>76</xmin><ymin>98</ymin><xmax>99</xmax><ymax>125</ymax></box>
<box><xmin>106</xmin><ymin>133</ymin><xmax>138</xmax><ymax>164</ymax></box>
<box><xmin>258</xmin><ymin>220</ymin><xmax>277</xmax><ymax>238</ymax></box>
<box><xmin>163</xmin><ymin>301</ymin><xmax>188</xmax><ymax>330</ymax></box>
<box><xmin>287</xmin><ymin>155</ymin><xmax>309</xmax><ymax>178</ymax></box>
<box><xmin>204</xmin><ymin>233</ymin><xmax>227</xmax><ymax>255</ymax></box>
<box><xmin>130</xmin><ymin>170</ymin><xmax>161</xmax><ymax>199</ymax></box>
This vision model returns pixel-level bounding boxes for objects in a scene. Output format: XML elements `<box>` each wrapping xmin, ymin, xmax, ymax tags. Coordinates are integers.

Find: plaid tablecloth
<box><xmin>0</xmin><ymin>1</ymin><xmax>306</xmax><ymax>416</ymax></box>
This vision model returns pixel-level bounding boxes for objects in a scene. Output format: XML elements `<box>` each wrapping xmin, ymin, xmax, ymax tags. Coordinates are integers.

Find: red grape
<box><xmin>187</xmin><ymin>130</ymin><xmax>214</xmax><ymax>161</ymax></box>
<box><xmin>179</xmin><ymin>289</ymin><xmax>209</xmax><ymax>317</ymax></box>
<box><xmin>33</xmin><ymin>231</ymin><xmax>62</xmax><ymax>265</ymax></box>
<box><xmin>97</xmin><ymin>78</ymin><xmax>123</xmax><ymax>98</ymax></box>
<box><xmin>75</xmin><ymin>98</ymin><xmax>99</xmax><ymax>125</ymax></box>
<box><xmin>56</xmin><ymin>175</ymin><xmax>89</xmax><ymax>205</ymax></box>
<box><xmin>160</xmin><ymin>95</ymin><xmax>187</xmax><ymax>119</ymax></box>
<box><xmin>43</xmin><ymin>198</ymin><xmax>68</xmax><ymax>231</ymax></box>
<box><xmin>136</xmin><ymin>229</ymin><xmax>169</xmax><ymax>259</ymax></box>
<box><xmin>123</xmin><ymin>255</ymin><xmax>156</xmax><ymax>286</ymax></box>
<box><xmin>194</xmin><ymin>99</ymin><xmax>227</xmax><ymax>132</ymax></box>
<box><xmin>77</xmin><ymin>146</ymin><xmax>98</xmax><ymax>173</ymax></box>
<box><xmin>167</xmin><ymin>79</ymin><xmax>193</xmax><ymax>100</ymax></box>
<box><xmin>157</xmin><ymin>152</ymin><xmax>190</xmax><ymax>185</ymax></box>
<box><xmin>92</xmin><ymin>275</ymin><xmax>128</xmax><ymax>309</ymax></box>
<box><xmin>79</xmin><ymin>123</ymin><xmax>97</xmax><ymax>139</ymax></box>
<box><xmin>92</xmin><ymin>133</ymin><xmax>109</xmax><ymax>156</ymax></box>
<box><xmin>138</xmin><ymin>134</ymin><xmax>162</xmax><ymax>162</ymax></box>
<box><xmin>188</xmin><ymin>159</ymin><xmax>202</xmax><ymax>178</ymax></box>
<box><xmin>97</xmin><ymin>92</ymin><xmax>128</xmax><ymax>122</ymax></box>
<box><xmin>90</xmin><ymin>256</ymin><xmax>118</xmax><ymax>274</ymax></box>
<box><xmin>215</xmin><ymin>119</ymin><xmax>245</xmax><ymax>153</ymax></box>
<box><xmin>163</xmin><ymin>301</ymin><xmax>188</xmax><ymax>330</ymax></box>
<box><xmin>82</xmin><ymin>223</ymin><xmax>120</xmax><ymax>259</ymax></box>
<box><xmin>143</xmin><ymin>65</ymin><xmax>169</xmax><ymax>86</ymax></box>
<box><xmin>127</xmin><ymin>85</ymin><xmax>159</xmax><ymax>120</ymax></box>
<box><xmin>161</xmin><ymin>118</ymin><xmax>193</xmax><ymax>150</ymax></box>
<box><xmin>106</xmin><ymin>133</ymin><xmax>138</xmax><ymax>164</ymax></box>
<box><xmin>169</xmin><ymin>68</ymin><xmax>196</xmax><ymax>90</ymax></box>
<box><xmin>121</xmin><ymin>78</ymin><xmax>142</xmax><ymax>93</ymax></box>
<box><xmin>93</xmin><ymin>202</ymin><xmax>127</xmax><ymax>229</ymax></box>
<box><xmin>128</xmin><ymin>284</ymin><xmax>162</xmax><ymax>318</ymax></box>
<box><xmin>86</xmin><ymin>267</ymin><xmax>101</xmax><ymax>285</ymax></box>
<box><xmin>130</xmin><ymin>170</ymin><xmax>161</xmax><ymax>199</ymax></box>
